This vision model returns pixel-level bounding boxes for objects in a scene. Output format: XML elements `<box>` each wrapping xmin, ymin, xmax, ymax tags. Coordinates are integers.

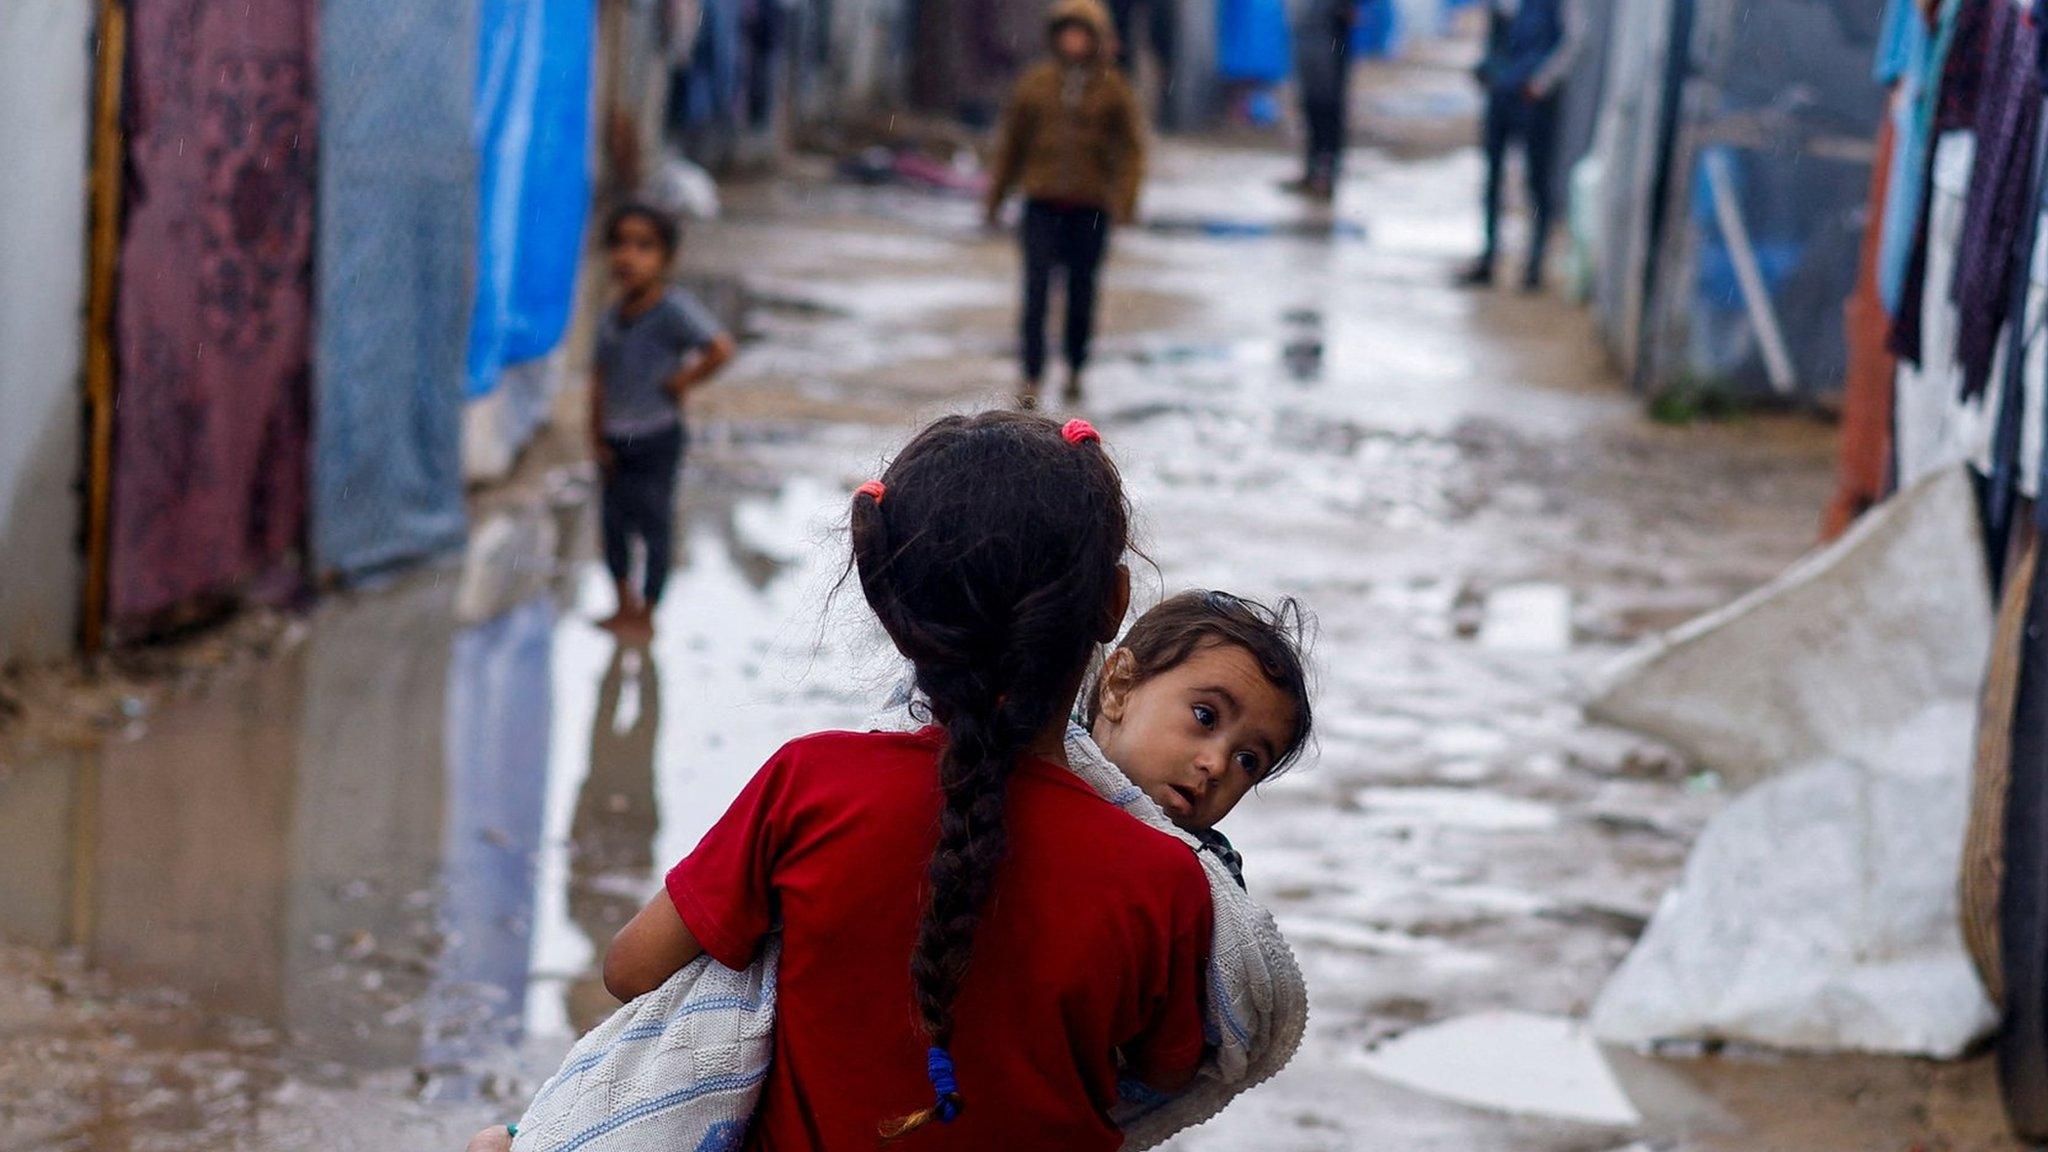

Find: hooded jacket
<box><xmin>985</xmin><ymin>0</ymin><xmax>1147</xmax><ymax>220</ymax></box>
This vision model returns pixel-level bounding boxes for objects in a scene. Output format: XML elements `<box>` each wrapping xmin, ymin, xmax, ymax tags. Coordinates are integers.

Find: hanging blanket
<box><xmin>510</xmin><ymin>727</ymin><xmax>1308</xmax><ymax>1152</ymax></box>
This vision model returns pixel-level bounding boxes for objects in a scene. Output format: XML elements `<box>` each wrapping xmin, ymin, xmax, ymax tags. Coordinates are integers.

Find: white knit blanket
<box><xmin>510</xmin><ymin>727</ymin><xmax>1307</xmax><ymax>1151</ymax></box>
<box><xmin>1063</xmin><ymin>724</ymin><xmax>1310</xmax><ymax>1149</ymax></box>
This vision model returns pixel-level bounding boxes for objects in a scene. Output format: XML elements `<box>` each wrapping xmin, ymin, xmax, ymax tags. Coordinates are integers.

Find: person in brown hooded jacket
<box><xmin>984</xmin><ymin>0</ymin><xmax>1147</xmax><ymax>407</ymax></box>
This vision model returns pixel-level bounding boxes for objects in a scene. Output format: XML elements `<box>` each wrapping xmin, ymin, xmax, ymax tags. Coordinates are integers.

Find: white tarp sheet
<box><xmin>1588</xmin><ymin>468</ymin><xmax>1999</xmax><ymax>1057</ymax></box>
<box><xmin>0</xmin><ymin>0</ymin><xmax>91</xmax><ymax>662</ymax></box>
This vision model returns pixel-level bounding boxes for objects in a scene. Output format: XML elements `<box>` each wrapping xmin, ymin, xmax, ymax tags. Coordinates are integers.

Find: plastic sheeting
<box><xmin>1646</xmin><ymin>0</ymin><xmax>1888</xmax><ymax>400</ymax></box>
<box><xmin>1219</xmin><ymin>0</ymin><xmax>1292</xmax><ymax>81</ymax></box>
<box><xmin>1584</xmin><ymin>0</ymin><xmax>1684</xmax><ymax>380</ymax></box>
<box><xmin>465</xmin><ymin>355</ymin><xmax>567</xmax><ymax>484</ymax></box>
<box><xmin>0</xmin><ymin>0</ymin><xmax>91</xmax><ymax>660</ymax></box>
<box><xmin>1589</xmin><ymin>468</ymin><xmax>1998</xmax><ymax>1056</ymax></box>
<box><xmin>1586</xmin><ymin>0</ymin><xmax>1888</xmax><ymax>399</ymax></box>
<box><xmin>110</xmin><ymin>0</ymin><xmax>316</xmax><ymax>629</ymax></box>
<box><xmin>467</xmin><ymin>0</ymin><xmax>596</xmax><ymax>401</ymax></box>
<box><xmin>313</xmin><ymin>2</ymin><xmax>476</xmax><ymax>579</ymax></box>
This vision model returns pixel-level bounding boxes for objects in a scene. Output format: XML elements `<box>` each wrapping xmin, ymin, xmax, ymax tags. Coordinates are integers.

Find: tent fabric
<box><xmin>110</xmin><ymin>0</ymin><xmax>316</xmax><ymax>629</ymax></box>
<box><xmin>1646</xmin><ymin>0</ymin><xmax>1887</xmax><ymax>400</ymax></box>
<box><xmin>313</xmin><ymin>1</ymin><xmax>476</xmax><ymax>579</ymax></box>
<box><xmin>1218</xmin><ymin>0</ymin><xmax>1292</xmax><ymax>81</ymax></box>
<box><xmin>0</xmin><ymin>0</ymin><xmax>92</xmax><ymax>660</ymax></box>
<box><xmin>467</xmin><ymin>0</ymin><xmax>596</xmax><ymax>401</ymax></box>
<box><xmin>1584</xmin><ymin>0</ymin><xmax>1680</xmax><ymax>379</ymax></box>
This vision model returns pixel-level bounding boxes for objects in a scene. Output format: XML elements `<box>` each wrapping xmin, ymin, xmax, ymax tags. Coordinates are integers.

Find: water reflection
<box><xmin>0</xmin><ymin>516</ymin><xmax>566</xmax><ymax>1087</ymax></box>
<box><xmin>426</xmin><ymin>594</ymin><xmax>555</xmax><ymax>1071</ymax></box>
<box><xmin>564</xmin><ymin>643</ymin><xmax>661</xmax><ymax>1034</ymax></box>
<box><xmin>0</xmin><ymin>474</ymin><xmax>884</xmax><ymax>1104</ymax></box>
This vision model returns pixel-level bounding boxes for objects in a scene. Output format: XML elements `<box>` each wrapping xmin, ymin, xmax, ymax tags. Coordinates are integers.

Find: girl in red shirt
<box><xmin>601</xmin><ymin>412</ymin><xmax>1214</xmax><ymax>1149</ymax></box>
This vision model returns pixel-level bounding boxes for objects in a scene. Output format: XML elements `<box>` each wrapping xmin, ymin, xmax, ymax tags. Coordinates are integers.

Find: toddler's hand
<box><xmin>465</xmin><ymin>1125</ymin><xmax>514</xmax><ymax>1152</ymax></box>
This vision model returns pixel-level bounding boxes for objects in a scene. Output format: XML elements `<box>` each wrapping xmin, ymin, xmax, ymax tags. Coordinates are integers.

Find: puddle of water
<box><xmin>0</xmin><ymin>472</ymin><xmax>882</xmax><ymax>1098</ymax></box>
<box><xmin>1142</xmin><ymin>215</ymin><xmax>1370</xmax><ymax>242</ymax></box>
<box><xmin>1354</xmin><ymin>1011</ymin><xmax>1643</xmax><ymax>1127</ymax></box>
<box><xmin>1355</xmin><ymin>787</ymin><xmax>1561</xmax><ymax>832</ymax></box>
<box><xmin>1481</xmin><ymin>583</ymin><xmax>1574</xmax><ymax>652</ymax></box>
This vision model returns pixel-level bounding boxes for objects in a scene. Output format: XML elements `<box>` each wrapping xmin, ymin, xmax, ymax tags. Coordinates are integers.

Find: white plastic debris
<box><xmin>1587</xmin><ymin>467</ymin><xmax>1998</xmax><ymax>1057</ymax></box>
<box><xmin>1480</xmin><ymin>582</ymin><xmax>1573</xmax><ymax>651</ymax></box>
<box><xmin>1355</xmin><ymin>1012</ymin><xmax>1640</xmax><ymax>1126</ymax></box>
<box><xmin>641</xmin><ymin>155</ymin><xmax>721</xmax><ymax>222</ymax></box>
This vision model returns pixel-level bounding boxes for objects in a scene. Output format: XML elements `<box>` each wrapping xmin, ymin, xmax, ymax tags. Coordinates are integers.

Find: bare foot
<box><xmin>466</xmin><ymin>1125</ymin><xmax>514</xmax><ymax>1152</ymax></box>
<box><xmin>615</xmin><ymin>608</ymin><xmax>656</xmax><ymax>644</ymax></box>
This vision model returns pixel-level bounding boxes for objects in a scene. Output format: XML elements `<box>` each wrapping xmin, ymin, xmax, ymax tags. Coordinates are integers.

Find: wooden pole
<box><xmin>81</xmin><ymin>0</ymin><xmax>127</xmax><ymax>654</ymax></box>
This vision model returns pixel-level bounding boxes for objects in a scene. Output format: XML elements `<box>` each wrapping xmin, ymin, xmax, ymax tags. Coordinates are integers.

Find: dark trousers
<box><xmin>1302</xmin><ymin>47</ymin><xmax>1353</xmax><ymax>181</ymax></box>
<box><xmin>1110</xmin><ymin>0</ymin><xmax>1178</xmax><ymax>92</ymax></box>
<box><xmin>600</xmin><ymin>423</ymin><xmax>684</xmax><ymax>607</ymax></box>
<box><xmin>1481</xmin><ymin>91</ymin><xmax>1561</xmax><ymax>277</ymax></box>
<box><xmin>1021</xmin><ymin>200</ymin><xmax>1111</xmax><ymax>382</ymax></box>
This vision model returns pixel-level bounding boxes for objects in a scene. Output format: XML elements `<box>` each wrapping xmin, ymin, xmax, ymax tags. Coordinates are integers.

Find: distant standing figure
<box><xmin>1458</xmin><ymin>0</ymin><xmax>1587</xmax><ymax>291</ymax></box>
<box><xmin>592</xmin><ymin>203</ymin><xmax>736</xmax><ymax>639</ymax></box>
<box><xmin>1287</xmin><ymin>0</ymin><xmax>1358</xmax><ymax>202</ymax></box>
<box><xmin>986</xmin><ymin>0</ymin><xmax>1148</xmax><ymax>408</ymax></box>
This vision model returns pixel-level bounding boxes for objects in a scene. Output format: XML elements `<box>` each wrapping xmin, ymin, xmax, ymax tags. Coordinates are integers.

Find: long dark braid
<box><xmin>847</xmin><ymin>412</ymin><xmax>1130</xmax><ymax>1137</ymax></box>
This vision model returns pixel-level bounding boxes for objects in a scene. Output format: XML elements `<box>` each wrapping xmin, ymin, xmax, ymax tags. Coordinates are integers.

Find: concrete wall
<box><xmin>0</xmin><ymin>1</ymin><xmax>92</xmax><ymax>664</ymax></box>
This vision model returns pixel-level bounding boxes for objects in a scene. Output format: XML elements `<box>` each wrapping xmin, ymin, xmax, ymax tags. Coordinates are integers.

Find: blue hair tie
<box><xmin>926</xmin><ymin>1046</ymin><xmax>962</xmax><ymax>1122</ymax></box>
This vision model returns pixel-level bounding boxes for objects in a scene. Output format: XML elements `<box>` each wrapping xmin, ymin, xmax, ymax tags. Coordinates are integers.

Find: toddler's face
<box><xmin>607</xmin><ymin>215</ymin><xmax>671</xmax><ymax>293</ymax></box>
<box><xmin>1091</xmin><ymin>641</ymin><xmax>1298</xmax><ymax>831</ymax></box>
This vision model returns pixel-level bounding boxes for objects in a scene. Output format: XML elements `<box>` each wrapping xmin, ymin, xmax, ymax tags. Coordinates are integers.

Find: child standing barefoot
<box><xmin>592</xmin><ymin>203</ymin><xmax>735</xmax><ymax>638</ymax></box>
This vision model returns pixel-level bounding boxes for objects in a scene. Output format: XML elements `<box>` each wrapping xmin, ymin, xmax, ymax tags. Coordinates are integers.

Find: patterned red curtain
<box><xmin>109</xmin><ymin>0</ymin><xmax>316</xmax><ymax>631</ymax></box>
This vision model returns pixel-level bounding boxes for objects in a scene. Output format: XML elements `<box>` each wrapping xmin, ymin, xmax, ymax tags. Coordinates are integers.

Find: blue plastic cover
<box><xmin>467</xmin><ymin>0</ymin><xmax>597</xmax><ymax>399</ymax></box>
<box><xmin>1218</xmin><ymin>0</ymin><xmax>1293</xmax><ymax>81</ymax></box>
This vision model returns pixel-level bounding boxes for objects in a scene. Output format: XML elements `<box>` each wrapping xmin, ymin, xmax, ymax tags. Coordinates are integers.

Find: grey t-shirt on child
<box><xmin>595</xmin><ymin>287</ymin><xmax>725</xmax><ymax>439</ymax></box>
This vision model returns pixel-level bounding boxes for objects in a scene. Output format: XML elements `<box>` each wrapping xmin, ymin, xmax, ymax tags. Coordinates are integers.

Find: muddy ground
<box><xmin>0</xmin><ymin>58</ymin><xmax>2022</xmax><ymax>1152</ymax></box>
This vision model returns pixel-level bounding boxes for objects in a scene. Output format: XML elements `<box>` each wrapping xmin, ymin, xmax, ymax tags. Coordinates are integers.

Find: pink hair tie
<box><xmin>855</xmin><ymin>479</ymin><xmax>887</xmax><ymax>503</ymax></box>
<box><xmin>1061</xmin><ymin>419</ymin><xmax>1101</xmax><ymax>446</ymax></box>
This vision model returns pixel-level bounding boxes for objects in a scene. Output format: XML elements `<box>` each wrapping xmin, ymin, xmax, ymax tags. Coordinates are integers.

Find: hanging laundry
<box><xmin>1949</xmin><ymin>0</ymin><xmax>2041</xmax><ymax>401</ymax></box>
<box><xmin>1891</xmin><ymin>0</ymin><xmax>1992</xmax><ymax>366</ymax></box>
<box><xmin>1874</xmin><ymin>0</ymin><xmax>1931</xmax><ymax>314</ymax></box>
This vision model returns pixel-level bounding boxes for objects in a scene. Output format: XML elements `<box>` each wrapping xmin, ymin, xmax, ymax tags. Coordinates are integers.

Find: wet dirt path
<box><xmin>0</xmin><ymin>136</ymin><xmax>2016</xmax><ymax>1151</ymax></box>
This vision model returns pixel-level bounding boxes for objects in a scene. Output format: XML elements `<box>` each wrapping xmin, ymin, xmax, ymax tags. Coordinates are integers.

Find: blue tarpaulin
<box><xmin>1218</xmin><ymin>0</ymin><xmax>1292</xmax><ymax>81</ymax></box>
<box><xmin>1354</xmin><ymin>0</ymin><xmax>1401</xmax><ymax>58</ymax></box>
<box><xmin>467</xmin><ymin>0</ymin><xmax>596</xmax><ymax>400</ymax></box>
<box><xmin>314</xmin><ymin>2</ymin><xmax>476</xmax><ymax>578</ymax></box>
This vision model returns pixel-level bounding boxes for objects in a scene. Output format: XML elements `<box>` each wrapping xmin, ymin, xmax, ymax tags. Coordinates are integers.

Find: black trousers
<box><xmin>1021</xmin><ymin>200</ymin><xmax>1112</xmax><ymax>382</ymax></box>
<box><xmin>1301</xmin><ymin>45</ymin><xmax>1353</xmax><ymax>180</ymax></box>
<box><xmin>1481</xmin><ymin>91</ymin><xmax>1561</xmax><ymax>275</ymax></box>
<box><xmin>600</xmin><ymin>423</ymin><xmax>684</xmax><ymax>606</ymax></box>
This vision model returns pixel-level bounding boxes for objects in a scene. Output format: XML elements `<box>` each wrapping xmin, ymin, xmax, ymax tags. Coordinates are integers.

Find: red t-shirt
<box><xmin>666</xmin><ymin>728</ymin><xmax>1214</xmax><ymax>1151</ymax></box>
